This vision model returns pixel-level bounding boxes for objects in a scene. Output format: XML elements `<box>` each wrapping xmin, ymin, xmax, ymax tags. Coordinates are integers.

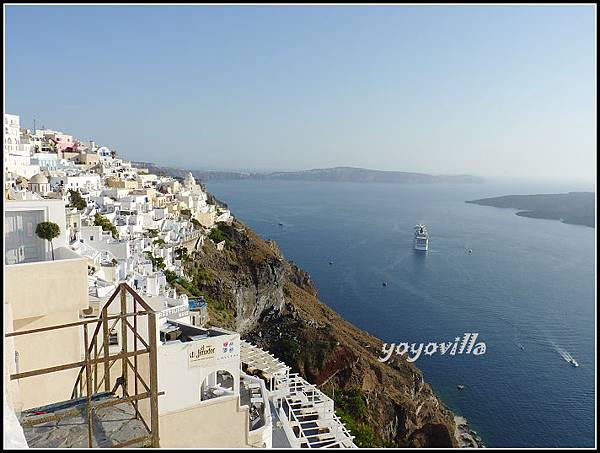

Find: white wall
<box><xmin>5</xmin><ymin>199</ymin><xmax>69</xmax><ymax>262</ymax></box>
<box><xmin>157</xmin><ymin>330</ymin><xmax>241</xmax><ymax>414</ymax></box>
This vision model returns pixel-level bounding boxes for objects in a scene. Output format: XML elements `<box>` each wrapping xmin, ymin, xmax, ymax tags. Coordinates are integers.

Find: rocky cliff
<box><xmin>173</xmin><ymin>219</ymin><xmax>459</xmax><ymax>447</ymax></box>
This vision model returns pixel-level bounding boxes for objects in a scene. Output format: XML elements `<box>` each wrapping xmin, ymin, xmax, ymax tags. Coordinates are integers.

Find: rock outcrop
<box><xmin>180</xmin><ymin>219</ymin><xmax>459</xmax><ymax>447</ymax></box>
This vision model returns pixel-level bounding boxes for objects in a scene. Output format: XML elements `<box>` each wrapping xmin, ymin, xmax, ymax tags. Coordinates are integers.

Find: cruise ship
<box><xmin>414</xmin><ymin>224</ymin><xmax>429</xmax><ymax>251</ymax></box>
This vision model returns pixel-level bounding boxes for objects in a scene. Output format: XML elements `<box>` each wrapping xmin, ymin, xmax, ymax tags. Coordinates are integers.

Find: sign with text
<box><xmin>188</xmin><ymin>335</ymin><xmax>239</xmax><ymax>368</ymax></box>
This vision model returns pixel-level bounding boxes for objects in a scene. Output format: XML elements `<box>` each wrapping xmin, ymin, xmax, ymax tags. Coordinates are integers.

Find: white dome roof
<box><xmin>29</xmin><ymin>173</ymin><xmax>48</xmax><ymax>184</ymax></box>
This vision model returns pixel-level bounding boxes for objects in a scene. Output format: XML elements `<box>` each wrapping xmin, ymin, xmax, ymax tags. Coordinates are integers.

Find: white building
<box><xmin>28</xmin><ymin>173</ymin><xmax>51</xmax><ymax>196</ymax></box>
<box><xmin>4</xmin><ymin>113</ymin><xmax>21</xmax><ymax>154</ymax></box>
<box><xmin>31</xmin><ymin>152</ymin><xmax>59</xmax><ymax>170</ymax></box>
<box><xmin>4</xmin><ymin>198</ymin><xmax>70</xmax><ymax>264</ymax></box>
<box><xmin>50</xmin><ymin>174</ymin><xmax>102</xmax><ymax>192</ymax></box>
<box><xmin>4</xmin><ymin>114</ymin><xmax>41</xmax><ymax>179</ymax></box>
<box><xmin>79</xmin><ymin>225</ymin><xmax>131</xmax><ymax>261</ymax></box>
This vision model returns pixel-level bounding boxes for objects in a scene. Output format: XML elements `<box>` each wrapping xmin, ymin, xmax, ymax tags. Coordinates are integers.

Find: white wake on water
<box><xmin>551</xmin><ymin>341</ymin><xmax>576</xmax><ymax>363</ymax></box>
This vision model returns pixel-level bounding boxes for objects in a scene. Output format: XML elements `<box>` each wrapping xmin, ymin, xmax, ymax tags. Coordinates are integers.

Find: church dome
<box><xmin>30</xmin><ymin>173</ymin><xmax>49</xmax><ymax>184</ymax></box>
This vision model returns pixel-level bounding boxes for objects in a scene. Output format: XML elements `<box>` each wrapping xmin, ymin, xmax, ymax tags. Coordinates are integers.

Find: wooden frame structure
<box><xmin>6</xmin><ymin>283</ymin><xmax>160</xmax><ymax>448</ymax></box>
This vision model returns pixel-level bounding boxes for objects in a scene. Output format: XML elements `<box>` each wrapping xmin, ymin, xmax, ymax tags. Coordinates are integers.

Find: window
<box><xmin>109</xmin><ymin>329</ymin><xmax>119</xmax><ymax>346</ymax></box>
<box><xmin>5</xmin><ymin>210</ymin><xmax>45</xmax><ymax>264</ymax></box>
<box><xmin>90</xmin><ymin>236</ymin><xmax>94</xmax><ymax>241</ymax></box>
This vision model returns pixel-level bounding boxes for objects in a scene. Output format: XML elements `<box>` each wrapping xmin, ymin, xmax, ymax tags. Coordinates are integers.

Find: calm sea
<box><xmin>206</xmin><ymin>179</ymin><xmax>596</xmax><ymax>448</ymax></box>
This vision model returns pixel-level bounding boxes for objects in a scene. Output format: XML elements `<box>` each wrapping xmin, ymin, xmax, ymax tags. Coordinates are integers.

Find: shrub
<box><xmin>329</xmin><ymin>388</ymin><xmax>375</xmax><ymax>447</ymax></box>
<box><xmin>68</xmin><ymin>189</ymin><xmax>87</xmax><ymax>210</ymax></box>
<box><xmin>164</xmin><ymin>269</ymin><xmax>178</xmax><ymax>284</ymax></box>
<box><xmin>175</xmin><ymin>247</ymin><xmax>189</xmax><ymax>261</ymax></box>
<box><xmin>144</xmin><ymin>251</ymin><xmax>166</xmax><ymax>271</ymax></box>
<box><xmin>94</xmin><ymin>213</ymin><xmax>118</xmax><ymax>239</ymax></box>
<box><xmin>209</xmin><ymin>227</ymin><xmax>227</xmax><ymax>244</ymax></box>
<box><xmin>35</xmin><ymin>221</ymin><xmax>60</xmax><ymax>260</ymax></box>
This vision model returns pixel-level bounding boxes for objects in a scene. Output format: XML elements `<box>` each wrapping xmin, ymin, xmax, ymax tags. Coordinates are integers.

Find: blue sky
<box><xmin>5</xmin><ymin>5</ymin><xmax>596</xmax><ymax>182</ymax></box>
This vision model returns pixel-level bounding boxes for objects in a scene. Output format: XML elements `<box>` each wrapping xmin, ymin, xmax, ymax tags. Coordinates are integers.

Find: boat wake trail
<box><xmin>551</xmin><ymin>341</ymin><xmax>577</xmax><ymax>364</ymax></box>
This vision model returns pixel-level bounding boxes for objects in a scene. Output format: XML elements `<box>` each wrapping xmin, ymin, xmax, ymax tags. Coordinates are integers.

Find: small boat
<box><xmin>568</xmin><ymin>358</ymin><xmax>579</xmax><ymax>367</ymax></box>
<box><xmin>278</xmin><ymin>222</ymin><xmax>283</xmax><ymax>227</ymax></box>
<box><xmin>457</xmin><ymin>385</ymin><xmax>465</xmax><ymax>390</ymax></box>
<box><xmin>382</xmin><ymin>282</ymin><xmax>387</xmax><ymax>287</ymax></box>
<box><xmin>328</xmin><ymin>261</ymin><xmax>333</xmax><ymax>266</ymax></box>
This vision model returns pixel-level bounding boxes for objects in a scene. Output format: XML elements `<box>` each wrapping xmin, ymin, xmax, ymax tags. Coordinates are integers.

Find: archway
<box><xmin>200</xmin><ymin>369</ymin><xmax>234</xmax><ymax>401</ymax></box>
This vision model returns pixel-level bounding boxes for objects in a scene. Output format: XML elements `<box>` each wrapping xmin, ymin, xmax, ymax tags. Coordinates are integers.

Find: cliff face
<box><xmin>181</xmin><ymin>219</ymin><xmax>458</xmax><ymax>447</ymax></box>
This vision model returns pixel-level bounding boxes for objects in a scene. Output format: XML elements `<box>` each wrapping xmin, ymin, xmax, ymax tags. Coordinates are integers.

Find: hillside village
<box><xmin>4</xmin><ymin>113</ymin><xmax>357</xmax><ymax>448</ymax></box>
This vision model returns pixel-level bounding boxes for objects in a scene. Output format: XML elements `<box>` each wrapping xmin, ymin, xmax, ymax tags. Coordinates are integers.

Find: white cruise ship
<box><xmin>414</xmin><ymin>224</ymin><xmax>429</xmax><ymax>251</ymax></box>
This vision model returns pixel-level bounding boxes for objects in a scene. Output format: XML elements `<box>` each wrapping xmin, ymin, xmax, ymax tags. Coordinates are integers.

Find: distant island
<box><xmin>466</xmin><ymin>192</ymin><xmax>595</xmax><ymax>227</ymax></box>
<box><xmin>133</xmin><ymin>163</ymin><xmax>484</xmax><ymax>184</ymax></box>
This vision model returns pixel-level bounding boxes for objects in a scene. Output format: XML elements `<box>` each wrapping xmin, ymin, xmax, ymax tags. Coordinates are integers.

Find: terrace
<box><xmin>240</xmin><ymin>341</ymin><xmax>356</xmax><ymax>448</ymax></box>
<box><xmin>279</xmin><ymin>374</ymin><xmax>355</xmax><ymax>448</ymax></box>
<box><xmin>240</xmin><ymin>340</ymin><xmax>290</xmax><ymax>395</ymax></box>
<box><xmin>159</xmin><ymin>320</ymin><xmax>230</xmax><ymax>344</ymax></box>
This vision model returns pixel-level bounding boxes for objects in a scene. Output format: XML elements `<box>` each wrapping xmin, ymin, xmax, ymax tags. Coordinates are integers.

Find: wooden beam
<box><xmin>83</xmin><ymin>325</ymin><xmax>94</xmax><ymax>448</ymax></box>
<box><xmin>10</xmin><ymin>348</ymin><xmax>150</xmax><ymax>381</ymax></box>
<box><xmin>112</xmin><ymin>435</ymin><xmax>153</xmax><ymax>448</ymax></box>
<box><xmin>102</xmin><ymin>307</ymin><xmax>110</xmax><ymax>392</ymax></box>
<box><xmin>5</xmin><ymin>311</ymin><xmax>151</xmax><ymax>338</ymax></box>
<box><xmin>120</xmin><ymin>288</ymin><xmax>128</xmax><ymax>397</ymax></box>
<box><xmin>124</xmin><ymin>319</ymin><xmax>150</xmax><ymax>350</ymax></box>
<box><xmin>122</xmin><ymin>282</ymin><xmax>153</xmax><ymax>311</ymax></box>
<box><xmin>133</xmin><ymin>297</ymin><xmax>139</xmax><ymax>415</ymax></box>
<box><xmin>147</xmin><ymin>312</ymin><xmax>160</xmax><ymax>447</ymax></box>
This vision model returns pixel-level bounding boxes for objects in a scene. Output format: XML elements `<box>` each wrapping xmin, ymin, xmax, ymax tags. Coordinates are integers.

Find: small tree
<box><xmin>68</xmin><ymin>189</ymin><xmax>87</xmax><ymax>211</ymax></box>
<box><xmin>175</xmin><ymin>247</ymin><xmax>189</xmax><ymax>261</ymax></box>
<box><xmin>190</xmin><ymin>218</ymin><xmax>201</xmax><ymax>230</ymax></box>
<box><xmin>94</xmin><ymin>213</ymin><xmax>118</xmax><ymax>239</ymax></box>
<box><xmin>36</xmin><ymin>221</ymin><xmax>60</xmax><ymax>260</ymax></box>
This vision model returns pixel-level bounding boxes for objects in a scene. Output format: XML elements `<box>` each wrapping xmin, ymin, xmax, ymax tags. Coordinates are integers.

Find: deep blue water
<box><xmin>206</xmin><ymin>179</ymin><xmax>596</xmax><ymax>448</ymax></box>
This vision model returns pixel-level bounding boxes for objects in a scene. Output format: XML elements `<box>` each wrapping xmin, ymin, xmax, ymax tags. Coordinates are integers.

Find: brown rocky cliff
<box><xmin>182</xmin><ymin>219</ymin><xmax>458</xmax><ymax>447</ymax></box>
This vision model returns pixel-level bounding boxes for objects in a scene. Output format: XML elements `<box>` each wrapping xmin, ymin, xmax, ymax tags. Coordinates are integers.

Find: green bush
<box><xmin>209</xmin><ymin>227</ymin><xmax>227</xmax><ymax>244</ymax></box>
<box><xmin>35</xmin><ymin>221</ymin><xmax>60</xmax><ymax>260</ymax></box>
<box><xmin>190</xmin><ymin>263</ymin><xmax>213</xmax><ymax>283</ymax></box>
<box><xmin>174</xmin><ymin>276</ymin><xmax>203</xmax><ymax>297</ymax></box>
<box><xmin>144</xmin><ymin>251</ymin><xmax>166</xmax><ymax>271</ymax></box>
<box><xmin>94</xmin><ymin>213</ymin><xmax>118</xmax><ymax>239</ymax></box>
<box><xmin>190</xmin><ymin>218</ymin><xmax>201</xmax><ymax>229</ymax></box>
<box><xmin>327</xmin><ymin>388</ymin><xmax>376</xmax><ymax>447</ymax></box>
<box><xmin>175</xmin><ymin>247</ymin><xmax>189</xmax><ymax>261</ymax></box>
<box><xmin>68</xmin><ymin>189</ymin><xmax>87</xmax><ymax>210</ymax></box>
<box><xmin>164</xmin><ymin>269</ymin><xmax>178</xmax><ymax>284</ymax></box>
<box><xmin>334</xmin><ymin>389</ymin><xmax>368</xmax><ymax>420</ymax></box>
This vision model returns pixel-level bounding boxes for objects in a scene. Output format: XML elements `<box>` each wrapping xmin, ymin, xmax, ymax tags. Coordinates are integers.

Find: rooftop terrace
<box><xmin>20</xmin><ymin>393</ymin><xmax>151</xmax><ymax>448</ymax></box>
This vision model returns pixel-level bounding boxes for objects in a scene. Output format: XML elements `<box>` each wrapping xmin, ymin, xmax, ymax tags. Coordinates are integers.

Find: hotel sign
<box><xmin>188</xmin><ymin>343</ymin><xmax>217</xmax><ymax>367</ymax></box>
<box><xmin>188</xmin><ymin>336</ymin><xmax>238</xmax><ymax>368</ymax></box>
